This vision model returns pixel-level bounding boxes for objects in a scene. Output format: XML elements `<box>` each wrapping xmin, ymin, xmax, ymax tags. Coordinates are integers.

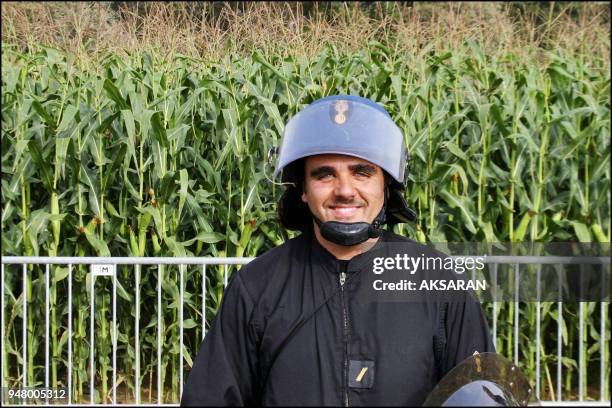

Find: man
<box><xmin>181</xmin><ymin>95</ymin><xmax>494</xmax><ymax>406</ymax></box>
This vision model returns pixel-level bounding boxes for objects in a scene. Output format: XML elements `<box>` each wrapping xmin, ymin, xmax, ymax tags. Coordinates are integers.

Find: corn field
<box><xmin>1</xmin><ymin>39</ymin><xmax>610</xmax><ymax>403</ymax></box>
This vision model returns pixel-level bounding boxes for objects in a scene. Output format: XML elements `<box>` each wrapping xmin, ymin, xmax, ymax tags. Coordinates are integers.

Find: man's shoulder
<box><xmin>382</xmin><ymin>229</ymin><xmax>414</xmax><ymax>243</ymax></box>
<box><xmin>236</xmin><ymin>232</ymin><xmax>309</xmax><ymax>288</ymax></box>
<box><xmin>382</xmin><ymin>230</ymin><xmax>447</xmax><ymax>257</ymax></box>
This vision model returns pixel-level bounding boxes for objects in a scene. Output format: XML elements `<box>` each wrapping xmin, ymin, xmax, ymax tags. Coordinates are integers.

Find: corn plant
<box><xmin>1</xmin><ymin>39</ymin><xmax>610</xmax><ymax>403</ymax></box>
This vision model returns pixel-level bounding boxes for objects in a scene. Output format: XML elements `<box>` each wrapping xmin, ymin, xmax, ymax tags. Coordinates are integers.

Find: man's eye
<box><xmin>317</xmin><ymin>173</ymin><xmax>333</xmax><ymax>180</ymax></box>
<box><xmin>356</xmin><ymin>171</ymin><xmax>371</xmax><ymax>177</ymax></box>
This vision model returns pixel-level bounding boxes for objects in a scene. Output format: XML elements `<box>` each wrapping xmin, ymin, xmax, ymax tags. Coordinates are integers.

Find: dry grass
<box><xmin>1</xmin><ymin>1</ymin><xmax>610</xmax><ymax>65</ymax></box>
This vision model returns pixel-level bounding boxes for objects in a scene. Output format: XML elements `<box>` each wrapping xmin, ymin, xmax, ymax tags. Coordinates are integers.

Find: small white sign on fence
<box><xmin>91</xmin><ymin>264</ymin><xmax>115</xmax><ymax>277</ymax></box>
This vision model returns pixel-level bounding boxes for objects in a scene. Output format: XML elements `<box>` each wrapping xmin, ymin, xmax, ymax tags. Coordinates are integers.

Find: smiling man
<box><xmin>181</xmin><ymin>95</ymin><xmax>494</xmax><ymax>406</ymax></box>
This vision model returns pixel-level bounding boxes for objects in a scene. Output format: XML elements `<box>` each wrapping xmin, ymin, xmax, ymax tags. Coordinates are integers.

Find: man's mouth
<box><xmin>328</xmin><ymin>205</ymin><xmax>364</xmax><ymax>219</ymax></box>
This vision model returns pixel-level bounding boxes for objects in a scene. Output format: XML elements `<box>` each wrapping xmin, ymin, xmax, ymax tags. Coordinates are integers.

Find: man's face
<box><xmin>301</xmin><ymin>154</ymin><xmax>386</xmax><ymax>224</ymax></box>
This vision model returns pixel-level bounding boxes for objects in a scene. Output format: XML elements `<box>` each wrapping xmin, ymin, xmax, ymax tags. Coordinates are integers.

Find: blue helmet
<box><xmin>275</xmin><ymin>95</ymin><xmax>416</xmax><ymax>236</ymax></box>
<box><xmin>274</xmin><ymin>95</ymin><xmax>408</xmax><ymax>187</ymax></box>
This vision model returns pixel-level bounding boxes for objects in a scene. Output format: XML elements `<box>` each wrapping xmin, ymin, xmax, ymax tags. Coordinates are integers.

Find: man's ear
<box><xmin>301</xmin><ymin>189</ymin><xmax>307</xmax><ymax>203</ymax></box>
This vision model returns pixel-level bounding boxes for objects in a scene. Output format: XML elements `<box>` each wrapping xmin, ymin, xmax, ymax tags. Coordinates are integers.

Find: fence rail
<box><xmin>1</xmin><ymin>255</ymin><xmax>609</xmax><ymax>406</ymax></box>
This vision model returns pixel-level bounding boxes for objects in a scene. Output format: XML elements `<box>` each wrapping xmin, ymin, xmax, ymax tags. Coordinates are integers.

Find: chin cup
<box><xmin>319</xmin><ymin>221</ymin><xmax>383</xmax><ymax>246</ymax></box>
<box><xmin>313</xmin><ymin>206</ymin><xmax>386</xmax><ymax>247</ymax></box>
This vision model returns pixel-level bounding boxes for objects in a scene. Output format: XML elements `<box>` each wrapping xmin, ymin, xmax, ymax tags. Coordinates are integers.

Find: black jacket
<box><xmin>181</xmin><ymin>230</ymin><xmax>494</xmax><ymax>406</ymax></box>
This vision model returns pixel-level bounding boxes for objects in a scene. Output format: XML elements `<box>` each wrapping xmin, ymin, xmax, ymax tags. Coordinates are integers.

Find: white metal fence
<box><xmin>1</xmin><ymin>255</ymin><xmax>609</xmax><ymax>406</ymax></box>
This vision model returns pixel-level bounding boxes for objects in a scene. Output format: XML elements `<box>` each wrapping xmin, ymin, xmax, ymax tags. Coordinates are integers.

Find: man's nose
<box><xmin>333</xmin><ymin>174</ymin><xmax>356</xmax><ymax>199</ymax></box>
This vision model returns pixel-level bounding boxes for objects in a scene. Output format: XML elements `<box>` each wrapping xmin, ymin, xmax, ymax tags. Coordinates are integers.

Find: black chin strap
<box><xmin>312</xmin><ymin>195</ymin><xmax>387</xmax><ymax>247</ymax></box>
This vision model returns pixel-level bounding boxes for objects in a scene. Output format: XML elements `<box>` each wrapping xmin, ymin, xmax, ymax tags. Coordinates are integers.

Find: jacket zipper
<box><xmin>339</xmin><ymin>264</ymin><xmax>349</xmax><ymax>407</ymax></box>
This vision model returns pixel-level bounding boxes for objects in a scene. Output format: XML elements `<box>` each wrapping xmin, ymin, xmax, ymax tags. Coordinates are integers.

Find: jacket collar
<box><xmin>309</xmin><ymin>229</ymin><xmax>389</xmax><ymax>274</ymax></box>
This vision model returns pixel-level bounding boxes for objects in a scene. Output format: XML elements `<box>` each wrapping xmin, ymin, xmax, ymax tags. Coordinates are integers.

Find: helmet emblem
<box><xmin>333</xmin><ymin>100</ymin><xmax>349</xmax><ymax>124</ymax></box>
